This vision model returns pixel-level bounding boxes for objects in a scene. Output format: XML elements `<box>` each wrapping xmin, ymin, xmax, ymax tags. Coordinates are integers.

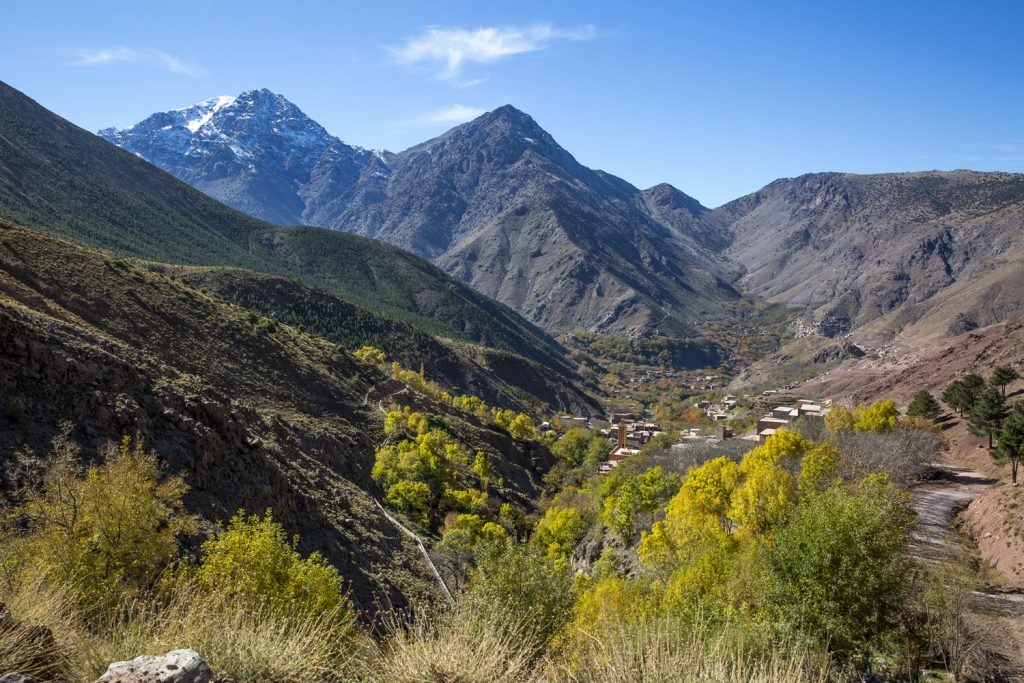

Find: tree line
<box><xmin>910</xmin><ymin>365</ymin><xmax>1022</xmax><ymax>482</ymax></box>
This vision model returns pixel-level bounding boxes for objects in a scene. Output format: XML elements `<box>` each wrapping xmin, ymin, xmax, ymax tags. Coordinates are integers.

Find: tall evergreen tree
<box><xmin>969</xmin><ymin>386</ymin><xmax>1008</xmax><ymax>449</ymax></box>
<box><xmin>996</xmin><ymin>402</ymin><xmax>1024</xmax><ymax>484</ymax></box>
<box><xmin>942</xmin><ymin>380</ymin><xmax>966</xmax><ymax>417</ymax></box>
<box><xmin>959</xmin><ymin>374</ymin><xmax>987</xmax><ymax>414</ymax></box>
<box><xmin>990</xmin><ymin>366</ymin><xmax>1019</xmax><ymax>397</ymax></box>
<box><xmin>906</xmin><ymin>390</ymin><xmax>941</xmax><ymax>421</ymax></box>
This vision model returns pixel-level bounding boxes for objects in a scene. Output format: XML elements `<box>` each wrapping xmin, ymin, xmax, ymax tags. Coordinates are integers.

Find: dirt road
<box><xmin>912</xmin><ymin>464</ymin><xmax>1023</xmax><ymax>614</ymax></box>
<box><xmin>912</xmin><ymin>464</ymin><xmax>995</xmax><ymax>552</ymax></box>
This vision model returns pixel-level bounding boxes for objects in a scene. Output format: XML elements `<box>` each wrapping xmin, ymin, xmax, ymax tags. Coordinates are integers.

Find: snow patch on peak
<box><xmin>182</xmin><ymin>95</ymin><xmax>236</xmax><ymax>133</ymax></box>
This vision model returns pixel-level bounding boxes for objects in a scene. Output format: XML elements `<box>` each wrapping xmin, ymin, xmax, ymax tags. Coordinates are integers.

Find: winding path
<box><xmin>911</xmin><ymin>464</ymin><xmax>994</xmax><ymax>552</ymax></box>
<box><xmin>912</xmin><ymin>464</ymin><xmax>1023</xmax><ymax>613</ymax></box>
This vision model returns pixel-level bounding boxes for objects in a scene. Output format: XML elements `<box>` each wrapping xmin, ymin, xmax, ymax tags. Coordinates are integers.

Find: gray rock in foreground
<box><xmin>92</xmin><ymin>649</ymin><xmax>213</xmax><ymax>683</ymax></box>
<box><xmin>0</xmin><ymin>674</ymin><xmax>44</xmax><ymax>683</ymax></box>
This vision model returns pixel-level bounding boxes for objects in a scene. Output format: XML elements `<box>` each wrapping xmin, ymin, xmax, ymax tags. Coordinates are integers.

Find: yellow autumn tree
<box><xmin>729</xmin><ymin>431</ymin><xmax>810</xmax><ymax>534</ymax></box>
<box><xmin>533</xmin><ymin>506</ymin><xmax>587</xmax><ymax>568</ymax></box>
<box><xmin>569</xmin><ymin>575</ymin><xmax>662</xmax><ymax>635</ymax></box>
<box><xmin>192</xmin><ymin>510</ymin><xmax>350</xmax><ymax>620</ymax></box>
<box><xmin>798</xmin><ymin>443</ymin><xmax>841</xmax><ymax>492</ymax></box>
<box><xmin>854</xmin><ymin>400</ymin><xmax>899</xmax><ymax>432</ymax></box>
<box><xmin>2</xmin><ymin>436</ymin><xmax>197</xmax><ymax>615</ymax></box>
<box><xmin>353</xmin><ymin>345</ymin><xmax>387</xmax><ymax>366</ymax></box>
<box><xmin>638</xmin><ymin>457</ymin><xmax>739</xmax><ymax>571</ymax></box>
<box><xmin>825</xmin><ymin>405</ymin><xmax>856</xmax><ymax>432</ymax></box>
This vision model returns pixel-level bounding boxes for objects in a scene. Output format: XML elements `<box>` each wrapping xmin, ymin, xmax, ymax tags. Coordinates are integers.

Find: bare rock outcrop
<box><xmin>92</xmin><ymin>649</ymin><xmax>213</xmax><ymax>683</ymax></box>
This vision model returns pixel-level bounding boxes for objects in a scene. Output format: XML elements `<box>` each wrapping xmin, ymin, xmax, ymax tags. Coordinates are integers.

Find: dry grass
<box><xmin>84</xmin><ymin>585</ymin><xmax>368</xmax><ymax>683</ymax></box>
<box><xmin>364</xmin><ymin>605</ymin><xmax>827</xmax><ymax>683</ymax></box>
<box><xmin>367</xmin><ymin>605</ymin><xmax>542</xmax><ymax>683</ymax></box>
<box><xmin>0</xmin><ymin>571</ymin><xmax>80</xmax><ymax>681</ymax></box>
<box><xmin>2</xmin><ymin>569</ymin><xmax>826</xmax><ymax>683</ymax></box>
<box><xmin>0</xmin><ymin>571</ymin><xmax>368</xmax><ymax>683</ymax></box>
<box><xmin>542</xmin><ymin>617</ymin><xmax>827</xmax><ymax>683</ymax></box>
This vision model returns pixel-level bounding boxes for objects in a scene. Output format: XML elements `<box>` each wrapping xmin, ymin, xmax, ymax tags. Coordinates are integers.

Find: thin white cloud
<box><xmin>389</xmin><ymin>23</ymin><xmax>597</xmax><ymax>81</ymax></box>
<box><xmin>69</xmin><ymin>47</ymin><xmax>207</xmax><ymax>77</ymax></box>
<box><xmin>920</xmin><ymin>140</ymin><xmax>1024</xmax><ymax>166</ymax></box>
<box><xmin>420</xmin><ymin>104</ymin><xmax>488</xmax><ymax>125</ymax></box>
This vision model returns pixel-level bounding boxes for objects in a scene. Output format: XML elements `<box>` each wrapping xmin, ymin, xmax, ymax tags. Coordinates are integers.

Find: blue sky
<box><xmin>3</xmin><ymin>0</ymin><xmax>1023</xmax><ymax>207</ymax></box>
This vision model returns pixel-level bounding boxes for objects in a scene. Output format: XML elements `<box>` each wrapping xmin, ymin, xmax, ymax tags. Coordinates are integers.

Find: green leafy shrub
<box><xmin>466</xmin><ymin>541</ymin><xmax>574</xmax><ymax>646</ymax></box>
<box><xmin>2</xmin><ymin>436</ymin><xmax>196</xmax><ymax>616</ymax></box>
<box><xmin>189</xmin><ymin>510</ymin><xmax>351</xmax><ymax>621</ymax></box>
<box><xmin>762</xmin><ymin>476</ymin><xmax>915</xmax><ymax>664</ymax></box>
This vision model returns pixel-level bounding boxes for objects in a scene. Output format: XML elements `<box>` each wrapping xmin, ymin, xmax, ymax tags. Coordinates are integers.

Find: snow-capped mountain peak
<box><xmin>99</xmin><ymin>89</ymin><xmax>391</xmax><ymax>226</ymax></box>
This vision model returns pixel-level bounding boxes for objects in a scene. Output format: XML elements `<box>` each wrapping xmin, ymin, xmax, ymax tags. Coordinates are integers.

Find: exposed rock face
<box><xmin>397</xmin><ymin>108</ymin><xmax>739</xmax><ymax>335</ymax></box>
<box><xmin>93</xmin><ymin>649</ymin><xmax>213</xmax><ymax>683</ymax></box>
<box><xmin>102</xmin><ymin>95</ymin><xmax>741</xmax><ymax>336</ymax></box>
<box><xmin>716</xmin><ymin>170</ymin><xmax>1024</xmax><ymax>345</ymax></box>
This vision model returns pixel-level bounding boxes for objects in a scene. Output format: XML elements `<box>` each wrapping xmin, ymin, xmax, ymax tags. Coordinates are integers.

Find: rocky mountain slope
<box><xmin>102</xmin><ymin>92</ymin><xmax>742</xmax><ymax>337</ymax></box>
<box><xmin>0</xmin><ymin>80</ymin><xmax>595</xmax><ymax>405</ymax></box>
<box><xmin>389</xmin><ymin>107</ymin><xmax>740</xmax><ymax>335</ymax></box>
<box><xmin>104</xmin><ymin>92</ymin><xmax>1024</xmax><ymax>349</ymax></box>
<box><xmin>0</xmin><ymin>221</ymin><xmax>555</xmax><ymax>611</ymax></box>
<box><xmin>717</xmin><ymin>171</ymin><xmax>1024</xmax><ymax>347</ymax></box>
<box><xmin>801</xmin><ymin>313</ymin><xmax>1024</xmax><ymax>406</ymax></box>
<box><xmin>99</xmin><ymin>89</ymin><xmax>390</xmax><ymax>227</ymax></box>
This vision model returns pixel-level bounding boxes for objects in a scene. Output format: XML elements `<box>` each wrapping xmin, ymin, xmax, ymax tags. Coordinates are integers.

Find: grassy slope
<box><xmin>0</xmin><ymin>80</ymin><xmax>578</xmax><ymax>384</ymax></box>
<box><xmin>168</xmin><ymin>264</ymin><xmax>600</xmax><ymax>413</ymax></box>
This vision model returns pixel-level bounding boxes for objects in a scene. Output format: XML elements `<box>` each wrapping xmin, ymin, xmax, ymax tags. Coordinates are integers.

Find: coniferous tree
<box><xmin>942</xmin><ymin>380</ymin><xmax>966</xmax><ymax>417</ymax></box>
<box><xmin>990</xmin><ymin>366</ymin><xmax>1019</xmax><ymax>397</ymax></box>
<box><xmin>906</xmin><ymin>390</ymin><xmax>942</xmax><ymax>421</ymax></box>
<box><xmin>969</xmin><ymin>386</ymin><xmax>1008</xmax><ymax>449</ymax></box>
<box><xmin>959</xmin><ymin>374</ymin><xmax>987</xmax><ymax>414</ymax></box>
<box><xmin>996</xmin><ymin>402</ymin><xmax>1024</xmax><ymax>483</ymax></box>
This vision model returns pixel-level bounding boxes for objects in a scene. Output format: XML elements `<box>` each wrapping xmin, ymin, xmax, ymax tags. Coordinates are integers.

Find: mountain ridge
<box><xmin>714</xmin><ymin>169</ymin><xmax>1024</xmax><ymax>346</ymax></box>
<box><xmin>99</xmin><ymin>88</ymin><xmax>1024</xmax><ymax>349</ymax></box>
<box><xmin>102</xmin><ymin>91</ymin><xmax>742</xmax><ymax>337</ymax></box>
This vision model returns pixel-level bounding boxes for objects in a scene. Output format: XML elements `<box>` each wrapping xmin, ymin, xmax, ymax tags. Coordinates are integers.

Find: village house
<box><xmin>755</xmin><ymin>417</ymin><xmax>789</xmax><ymax>441</ymax></box>
<box><xmin>598</xmin><ymin>417</ymin><xmax>666</xmax><ymax>474</ymax></box>
<box><xmin>754</xmin><ymin>399</ymin><xmax>831</xmax><ymax>441</ymax></box>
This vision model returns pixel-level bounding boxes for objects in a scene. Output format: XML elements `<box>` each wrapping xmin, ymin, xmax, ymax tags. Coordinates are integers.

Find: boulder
<box><xmin>0</xmin><ymin>675</ymin><xmax>44</xmax><ymax>683</ymax></box>
<box><xmin>92</xmin><ymin>649</ymin><xmax>213</xmax><ymax>683</ymax></box>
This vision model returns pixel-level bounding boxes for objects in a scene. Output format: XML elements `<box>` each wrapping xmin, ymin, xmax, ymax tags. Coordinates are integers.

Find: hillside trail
<box><xmin>912</xmin><ymin>463</ymin><xmax>1023</xmax><ymax>613</ymax></box>
<box><xmin>363</xmin><ymin>379</ymin><xmax>455</xmax><ymax>605</ymax></box>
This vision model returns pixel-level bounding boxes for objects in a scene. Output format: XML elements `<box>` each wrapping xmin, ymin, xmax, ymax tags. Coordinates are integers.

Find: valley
<box><xmin>1</xmin><ymin>72</ymin><xmax>1023</xmax><ymax>683</ymax></box>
